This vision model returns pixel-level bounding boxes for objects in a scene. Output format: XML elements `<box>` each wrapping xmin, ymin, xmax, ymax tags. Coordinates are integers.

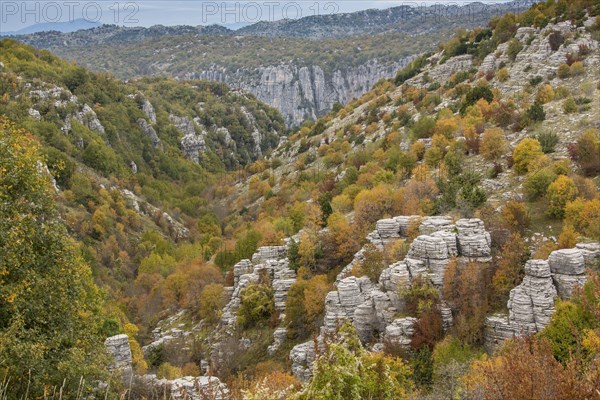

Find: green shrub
<box><xmin>535</xmin><ymin>131</ymin><xmax>559</xmax><ymax>153</ymax></box>
<box><xmin>237</xmin><ymin>284</ymin><xmax>275</xmax><ymax>329</ymax></box>
<box><xmin>563</xmin><ymin>97</ymin><xmax>577</xmax><ymax>113</ymax></box>
<box><xmin>523</xmin><ymin>168</ymin><xmax>557</xmax><ymax>200</ymax></box>
<box><xmin>526</xmin><ymin>102</ymin><xmax>546</xmax><ymax>122</ymax></box>
<box><xmin>507</xmin><ymin>38</ymin><xmax>523</xmax><ymax>61</ymax></box>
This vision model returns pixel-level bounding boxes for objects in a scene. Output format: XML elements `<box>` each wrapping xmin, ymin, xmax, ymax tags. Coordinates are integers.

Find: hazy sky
<box><xmin>0</xmin><ymin>0</ymin><xmax>518</xmax><ymax>32</ymax></box>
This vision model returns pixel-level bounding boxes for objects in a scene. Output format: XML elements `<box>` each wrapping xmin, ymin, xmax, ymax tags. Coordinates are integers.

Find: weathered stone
<box><xmin>456</xmin><ymin>218</ymin><xmax>492</xmax><ymax>259</ymax></box>
<box><xmin>548</xmin><ymin>248</ymin><xmax>586</xmax><ymax>275</ymax></box>
<box><xmin>337</xmin><ymin>276</ymin><xmax>365</xmax><ymax>317</ymax></box>
<box><xmin>548</xmin><ymin>249</ymin><xmax>587</xmax><ymax>298</ymax></box>
<box><xmin>419</xmin><ymin>216</ymin><xmax>454</xmax><ymax>235</ymax></box>
<box><xmin>375</xmin><ymin>218</ymin><xmax>401</xmax><ymax>240</ymax></box>
<box><xmin>484</xmin><ymin>314</ymin><xmax>514</xmax><ymax>353</ymax></box>
<box><xmin>74</xmin><ymin>104</ymin><xmax>105</xmax><ymax>134</ymax></box>
<box><xmin>141</xmin><ymin>99</ymin><xmax>157</xmax><ymax>123</ymax></box>
<box><xmin>137</xmin><ymin>118</ymin><xmax>161</xmax><ymax>149</ymax></box>
<box><xmin>384</xmin><ymin>318</ymin><xmax>417</xmax><ymax>347</ymax></box>
<box><xmin>233</xmin><ymin>259</ymin><xmax>253</xmax><ymax>287</ymax></box>
<box><xmin>170</xmin><ymin>114</ymin><xmax>206</xmax><ymax>163</ymax></box>
<box><xmin>142</xmin><ymin>374</ymin><xmax>229</xmax><ymax>400</ymax></box>
<box><xmin>577</xmin><ymin>242</ymin><xmax>600</xmax><ymax>266</ymax></box>
<box><xmin>252</xmin><ymin>245</ymin><xmax>288</xmax><ymax>264</ymax></box>
<box><xmin>509</xmin><ymin>260</ymin><xmax>557</xmax><ymax>330</ymax></box>
<box><xmin>105</xmin><ymin>334</ymin><xmax>132</xmax><ymax>375</ymax></box>
<box><xmin>267</xmin><ymin>327</ymin><xmax>288</xmax><ymax>355</ymax></box>
<box><xmin>290</xmin><ymin>341</ymin><xmax>316</xmax><ymax>381</ymax></box>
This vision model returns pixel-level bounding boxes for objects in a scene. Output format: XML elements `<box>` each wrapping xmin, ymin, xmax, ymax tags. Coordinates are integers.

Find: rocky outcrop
<box><xmin>120</xmin><ymin>189</ymin><xmax>189</xmax><ymax>240</ymax></box>
<box><xmin>195</xmin><ymin>59</ymin><xmax>412</xmax><ymax>126</ymax></box>
<box><xmin>141</xmin><ymin>375</ymin><xmax>229</xmax><ymax>400</ymax></box>
<box><xmin>73</xmin><ymin>104</ymin><xmax>105</xmax><ymax>134</ymax></box>
<box><xmin>484</xmin><ymin>242</ymin><xmax>600</xmax><ymax>352</ymax></box>
<box><xmin>548</xmin><ymin>248</ymin><xmax>586</xmax><ymax>298</ymax></box>
<box><xmin>137</xmin><ymin>118</ymin><xmax>161</xmax><ymax>149</ymax></box>
<box><xmin>169</xmin><ymin>114</ymin><xmax>206</xmax><ymax>163</ymax></box>
<box><xmin>482</xmin><ymin>21</ymin><xmax>599</xmax><ymax>91</ymax></box>
<box><xmin>142</xmin><ymin>310</ymin><xmax>191</xmax><ymax>356</ymax></box>
<box><xmin>221</xmin><ymin>245</ymin><xmax>295</xmax><ymax>327</ymax></box>
<box><xmin>384</xmin><ymin>317</ymin><xmax>418</xmax><ymax>347</ymax></box>
<box><xmin>105</xmin><ymin>334</ymin><xmax>132</xmax><ymax>375</ymax></box>
<box><xmin>291</xmin><ymin>215</ymin><xmax>494</xmax><ymax>380</ymax></box>
<box><xmin>141</xmin><ymin>99</ymin><xmax>157</xmax><ymax>123</ymax></box>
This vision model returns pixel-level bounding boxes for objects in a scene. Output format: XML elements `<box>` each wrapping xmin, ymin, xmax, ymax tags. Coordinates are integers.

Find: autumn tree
<box><xmin>546</xmin><ymin>175</ymin><xmax>579</xmax><ymax>218</ymax></box>
<box><xmin>322</xmin><ymin>212</ymin><xmax>360</xmax><ymax>269</ymax></box>
<box><xmin>443</xmin><ymin>260</ymin><xmax>491</xmax><ymax>345</ymax></box>
<box><xmin>0</xmin><ymin>118</ymin><xmax>108</xmax><ymax>396</ymax></box>
<box><xmin>572</xmin><ymin>128</ymin><xmax>600</xmax><ymax>176</ymax></box>
<box><xmin>462</xmin><ymin>337</ymin><xmax>581</xmax><ymax>400</ymax></box>
<box><xmin>513</xmin><ymin>137</ymin><xmax>544</xmax><ymax>174</ymax></box>
<box><xmin>295</xmin><ymin>323</ymin><xmax>414</xmax><ymax>400</ymax></box>
<box><xmin>480</xmin><ymin>127</ymin><xmax>508</xmax><ymax>162</ymax></box>
<box><xmin>491</xmin><ymin>233</ymin><xmax>529</xmax><ymax>309</ymax></box>
<box><xmin>237</xmin><ymin>284</ymin><xmax>275</xmax><ymax>329</ymax></box>
<box><xmin>199</xmin><ymin>284</ymin><xmax>227</xmax><ymax>323</ymax></box>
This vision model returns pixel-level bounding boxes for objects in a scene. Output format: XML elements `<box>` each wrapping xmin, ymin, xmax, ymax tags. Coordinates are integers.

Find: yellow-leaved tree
<box><xmin>0</xmin><ymin>118</ymin><xmax>108</xmax><ymax>396</ymax></box>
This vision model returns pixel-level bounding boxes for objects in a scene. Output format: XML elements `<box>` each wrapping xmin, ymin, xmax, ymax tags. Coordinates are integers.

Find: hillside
<box><xmin>1</xmin><ymin>0</ymin><xmax>600</xmax><ymax>398</ymax></box>
<box><xmin>105</xmin><ymin>0</ymin><xmax>600</xmax><ymax>397</ymax></box>
<box><xmin>11</xmin><ymin>3</ymin><xmax>536</xmax><ymax>126</ymax></box>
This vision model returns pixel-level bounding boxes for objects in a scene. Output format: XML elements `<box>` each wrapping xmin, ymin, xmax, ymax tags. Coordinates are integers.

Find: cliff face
<box><xmin>191</xmin><ymin>58</ymin><xmax>411</xmax><ymax>126</ymax></box>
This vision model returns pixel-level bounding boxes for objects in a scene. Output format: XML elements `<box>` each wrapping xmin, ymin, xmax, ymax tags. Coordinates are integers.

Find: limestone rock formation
<box><xmin>221</xmin><ymin>245</ymin><xmax>295</xmax><ymax>327</ymax></box>
<box><xmin>548</xmin><ymin>248</ymin><xmax>586</xmax><ymax>298</ymax></box>
<box><xmin>484</xmin><ymin>242</ymin><xmax>600</xmax><ymax>352</ymax></box>
<box><xmin>141</xmin><ymin>375</ymin><xmax>229</xmax><ymax>400</ymax></box>
<box><xmin>104</xmin><ymin>334</ymin><xmax>132</xmax><ymax>374</ymax></box>
<box><xmin>384</xmin><ymin>318</ymin><xmax>418</xmax><ymax>347</ymax></box>
<box><xmin>170</xmin><ymin>114</ymin><xmax>206</xmax><ymax>163</ymax></box>
<box><xmin>141</xmin><ymin>99</ymin><xmax>157</xmax><ymax>123</ymax></box>
<box><xmin>73</xmin><ymin>104</ymin><xmax>105</xmax><ymax>134</ymax></box>
<box><xmin>291</xmin><ymin>215</ymin><xmax>494</xmax><ymax>380</ymax></box>
<box><xmin>137</xmin><ymin>118</ymin><xmax>161</xmax><ymax>149</ymax></box>
<box><xmin>199</xmin><ymin>59</ymin><xmax>412</xmax><ymax>126</ymax></box>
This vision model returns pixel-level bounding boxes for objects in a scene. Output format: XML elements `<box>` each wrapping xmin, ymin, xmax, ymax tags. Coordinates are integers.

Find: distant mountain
<box><xmin>1</xmin><ymin>18</ymin><xmax>102</xmax><ymax>35</ymax></box>
<box><xmin>12</xmin><ymin>1</ymin><xmax>538</xmax><ymax>125</ymax></box>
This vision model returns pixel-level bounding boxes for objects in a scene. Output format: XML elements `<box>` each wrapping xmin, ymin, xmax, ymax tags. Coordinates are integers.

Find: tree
<box><xmin>491</xmin><ymin>233</ymin><xmax>529</xmax><ymax>309</ymax></box>
<box><xmin>443</xmin><ymin>260</ymin><xmax>490</xmax><ymax>344</ymax></box>
<box><xmin>507</xmin><ymin>38</ymin><xmax>523</xmax><ymax>61</ymax></box>
<box><xmin>527</xmin><ymin>102</ymin><xmax>546</xmax><ymax>122</ymax></box>
<box><xmin>353</xmin><ymin>185</ymin><xmax>394</xmax><ymax>234</ymax></box>
<box><xmin>546</xmin><ymin>175</ymin><xmax>579</xmax><ymax>218</ymax></box>
<box><xmin>480</xmin><ymin>127</ymin><xmax>508</xmax><ymax>161</ymax></box>
<box><xmin>0</xmin><ymin>118</ymin><xmax>107</xmax><ymax>396</ymax></box>
<box><xmin>324</xmin><ymin>212</ymin><xmax>360</xmax><ymax>268</ymax></box>
<box><xmin>237</xmin><ymin>284</ymin><xmax>275</xmax><ymax>329</ymax></box>
<box><xmin>199</xmin><ymin>284</ymin><xmax>226</xmax><ymax>323</ymax></box>
<box><xmin>513</xmin><ymin>138</ymin><xmax>544</xmax><ymax>174</ymax></box>
<box><xmin>500</xmin><ymin>201</ymin><xmax>530</xmax><ymax>233</ymax></box>
<box><xmin>573</xmin><ymin>129</ymin><xmax>600</xmax><ymax>176</ymax></box>
<box><xmin>463</xmin><ymin>337</ymin><xmax>580</xmax><ymax>400</ymax></box>
<box><xmin>360</xmin><ymin>244</ymin><xmax>386</xmax><ymax>283</ymax></box>
<box><xmin>523</xmin><ymin>167</ymin><xmax>557</xmax><ymax>200</ymax></box>
<box><xmin>295</xmin><ymin>323</ymin><xmax>413</xmax><ymax>400</ymax></box>
<box><xmin>536</xmin><ymin>84</ymin><xmax>555</xmax><ymax>104</ymax></box>
<box><xmin>548</xmin><ymin>31</ymin><xmax>565</xmax><ymax>51</ymax></box>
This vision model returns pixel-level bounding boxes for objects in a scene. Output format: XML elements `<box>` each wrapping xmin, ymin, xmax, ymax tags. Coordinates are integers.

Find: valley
<box><xmin>0</xmin><ymin>0</ymin><xmax>600</xmax><ymax>399</ymax></box>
